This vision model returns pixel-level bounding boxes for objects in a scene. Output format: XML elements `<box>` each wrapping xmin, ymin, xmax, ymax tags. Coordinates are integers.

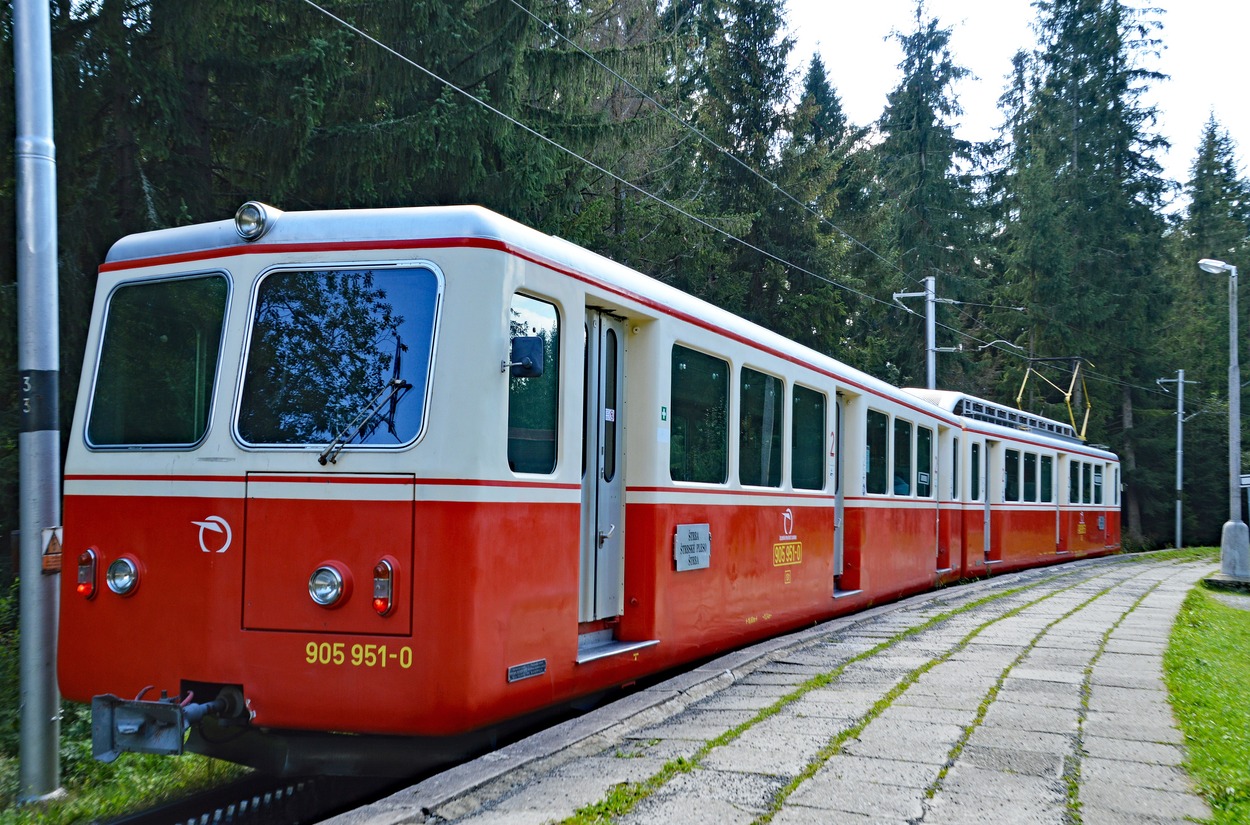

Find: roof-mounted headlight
<box><xmin>235</xmin><ymin>201</ymin><xmax>273</xmax><ymax>241</ymax></box>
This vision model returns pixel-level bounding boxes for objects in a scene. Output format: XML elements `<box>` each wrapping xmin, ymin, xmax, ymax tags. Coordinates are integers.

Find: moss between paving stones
<box><xmin>561</xmin><ymin>574</ymin><xmax>1072</xmax><ymax>825</ymax></box>
<box><xmin>563</xmin><ymin>553</ymin><xmax>1206</xmax><ymax>825</ymax></box>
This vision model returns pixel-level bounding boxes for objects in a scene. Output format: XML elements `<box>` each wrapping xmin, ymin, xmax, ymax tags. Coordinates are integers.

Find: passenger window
<box><xmin>951</xmin><ymin>437</ymin><xmax>960</xmax><ymax>500</ymax></box>
<box><xmin>893</xmin><ymin>419</ymin><xmax>912</xmax><ymax>495</ymax></box>
<box><xmin>1070</xmin><ymin>460</ymin><xmax>1081</xmax><ymax>503</ymax></box>
<box><xmin>1005</xmin><ymin>449</ymin><xmax>1020</xmax><ymax>502</ymax></box>
<box><xmin>792</xmin><ymin>385</ymin><xmax>826</xmax><ymax>490</ymax></box>
<box><xmin>1024</xmin><ymin>453</ymin><xmax>1038</xmax><ymax>502</ymax></box>
<box><xmin>916</xmin><ymin>427</ymin><xmax>933</xmax><ymax>498</ymax></box>
<box><xmin>971</xmin><ymin>442</ymin><xmax>981</xmax><ymax>501</ymax></box>
<box><xmin>1082</xmin><ymin>463</ymin><xmax>1093</xmax><ymax>504</ymax></box>
<box><xmin>740</xmin><ymin>368</ymin><xmax>783</xmax><ymax>487</ymax></box>
<box><xmin>670</xmin><ymin>345</ymin><xmax>728</xmax><ymax>483</ymax></box>
<box><xmin>1041</xmin><ymin>456</ymin><xmax>1054</xmax><ymax>503</ymax></box>
<box><xmin>866</xmin><ymin>410</ymin><xmax>889</xmax><ymax>494</ymax></box>
<box><xmin>1094</xmin><ymin>465</ymin><xmax>1103</xmax><ymax>504</ymax></box>
<box><xmin>507</xmin><ymin>294</ymin><xmax>560</xmax><ymax>473</ymax></box>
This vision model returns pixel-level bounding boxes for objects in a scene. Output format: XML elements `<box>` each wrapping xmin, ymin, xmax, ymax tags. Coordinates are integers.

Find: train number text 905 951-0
<box><xmin>305</xmin><ymin>642</ymin><xmax>413</xmax><ymax>669</ymax></box>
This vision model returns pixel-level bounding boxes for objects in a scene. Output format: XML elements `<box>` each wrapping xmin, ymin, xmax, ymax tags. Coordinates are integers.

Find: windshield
<box><xmin>237</xmin><ymin>266</ymin><xmax>441</xmax><ymax>447</ymax></box>
<box><xmin>87</xmin><ymin>274</ymin><xmax>229</xmax><ymax>447</ymax></box>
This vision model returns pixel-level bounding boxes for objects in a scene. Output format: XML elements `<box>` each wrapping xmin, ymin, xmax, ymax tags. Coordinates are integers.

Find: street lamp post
<box><xmin>1199</xmin><ymin>258</ymin><xmax>1250</xmax><ymax>584</ymax></box>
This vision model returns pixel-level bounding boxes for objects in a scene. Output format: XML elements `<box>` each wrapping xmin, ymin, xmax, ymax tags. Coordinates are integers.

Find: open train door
<box><xmin>580</xmin><ymin>310</ymin><xmax>625</xmax><ymax>625</ymax></box>
<box><xmin>577</xmin><ymin>310</ymin><xmax>656</xmax><ymax>662</ymax></box>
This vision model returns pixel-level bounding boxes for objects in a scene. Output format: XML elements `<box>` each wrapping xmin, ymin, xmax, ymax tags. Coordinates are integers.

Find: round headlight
<box><xmin>309</xmin><ymin>566</ymin><xmax>345</xmax><ymax>607</ymax></box>
<box><xmin>234</xmin><ymin>201</ymin><xmax>270</xmax><ymax>241</ymax></box>
<box><xmin>105</xmin><ymin>558</ymin><xmax>139</xmax><ymax>596</ymax></box>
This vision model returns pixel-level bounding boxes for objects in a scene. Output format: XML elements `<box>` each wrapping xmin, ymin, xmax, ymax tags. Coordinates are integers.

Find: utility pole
<box><xmin>1157</xmin><ymin>370</ymin><xmax>1199</xmax><ymax>549</ymax></box>
<box><xmin>893</xmin><ymin>276</ymin><xmax>959</xmax><ymax>390</ymax></box>
<box><xmin>15</xmin><ymin>0</ymin><xmax>62</xmax><ymax>801</ymax></box>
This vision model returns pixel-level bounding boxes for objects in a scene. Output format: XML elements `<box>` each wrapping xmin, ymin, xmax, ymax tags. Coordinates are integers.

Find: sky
<box><xmin>785</xmin><ymin>0</ymin><xmax>1250</xmax><ymax>204</ymax></box>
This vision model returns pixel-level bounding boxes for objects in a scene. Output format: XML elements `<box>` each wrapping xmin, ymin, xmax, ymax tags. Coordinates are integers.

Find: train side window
<box><xmin>893</xmin><ymin>419</ymin><xmax>912</xmax><ymax>496</ymax></box>
<box><xmin>1082</xmin><ymin>462</ymin><xmax>1093</xmax><ymax>504</ymax></box>
<box><xmin>1041</xmin><ymin>455</ymin><xmax>1054</xmax><ymax>503</ymax></box>
<box><xmin>1070</xmin><ymin>460</ymin><xmax>1081</xmax><ymax>503</ymax></box>
<box><xmin>951</xmin><ymin>436</ymin><xmax>960</xmax><ymax>500</ymax></box>
<box><xmin>507</xmin><ymin>294</ymin><xmax>560</xmax><ymax>474</ymax></box>
<box><xmin>1005</xmin><ymin>449</ymin><xmax>1020</xmax><ymax>502</ymax></box>
<box><xmin>88</xmin><ymin>274</ymin><xmax>229</xmax><ymax>447</ymax></box>
<box><xmin>1093</xmin><ymin>465</ymin><xmax>1103</xmax><ymax>504</ymax></box>
<box><xmin>970</xmin><ymin>442</ymin><xmax>981</xmax><ymax>501</ymax></box>
<box><xmin>670</xmin><ymin>345</ymin><xmax>728</xmax><ymax>483</ymax></box>
<box><xmin>916</xmin><ymin>427</ymin><xmax>933</xmax><ymax>498</ymax></box>
<box><xmin>792</xmin><ymin>385</ymin><xmax>826</xmax><ymax>490</ymax></box>
<box><xmin>865</xmin><ymin>409</ymin><xmax>889</xmax><ymax>494</ymax></box>
<box><xmin>1023</xmin><ymin>453</ymin><xmax>1038</xmax><ymax>502</ymax></box>
<box><xmin>740</xmin><ymin>367</ymin><xmax>783</xmax><ymax>487</ymax></box>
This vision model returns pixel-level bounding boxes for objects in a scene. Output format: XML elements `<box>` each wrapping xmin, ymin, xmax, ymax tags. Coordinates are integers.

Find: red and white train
<box><xmin>58</xmin><ymin>203</ymin><xmax>1120</xmax><ymax>775</ymax></box>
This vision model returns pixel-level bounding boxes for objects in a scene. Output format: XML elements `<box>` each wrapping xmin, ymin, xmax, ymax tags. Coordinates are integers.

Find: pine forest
<box><xmin>2</xmin><ymin>0</ymin><xmax>1249</xmax><ymax>550</ymax></box>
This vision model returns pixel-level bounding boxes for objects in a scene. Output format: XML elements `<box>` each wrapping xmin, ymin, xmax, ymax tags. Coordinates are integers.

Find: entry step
<box><xmin>576</xmin><ymin>630</ymin><xmax>659</xmax><ymax>664</ymax></box>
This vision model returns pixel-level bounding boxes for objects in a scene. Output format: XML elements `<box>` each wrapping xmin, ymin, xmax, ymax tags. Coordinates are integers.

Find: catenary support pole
<box><xmin>1157</xmin><ymin>370</ymin><xmax>1197</xmax><ymax>549</ymax></box>
<box><xmin>14</xmin><ymin>0</ymin><xmax>62</xmax><ymax>801</ymax></box>
<box><xmin>892</xmin><ymin>276</ymin><xmax>959</xmax><ymax>390</ymax></box>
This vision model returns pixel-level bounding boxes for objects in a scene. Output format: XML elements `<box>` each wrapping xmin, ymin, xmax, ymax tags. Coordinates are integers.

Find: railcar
<box><xmin>58</xmin><ymin>203</ymin><xmax>1120</xmax><ymax>776</ymax></box>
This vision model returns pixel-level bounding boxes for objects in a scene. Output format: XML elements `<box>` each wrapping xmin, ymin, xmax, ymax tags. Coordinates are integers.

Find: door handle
<box><xmin>598</xmin><ymin>524</ymin><xmax>616</xmax><ymax>546</ymax></box>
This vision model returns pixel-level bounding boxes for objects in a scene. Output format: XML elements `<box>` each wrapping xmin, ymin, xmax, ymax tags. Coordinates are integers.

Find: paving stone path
<box><xmin>330</xmin><ymin>554</ymin><xmax>1216</xmax><ymax>825</ymax></box>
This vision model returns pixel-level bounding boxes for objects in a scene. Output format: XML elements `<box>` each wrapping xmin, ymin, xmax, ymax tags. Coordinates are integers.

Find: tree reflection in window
<box><xmin>238</xmin><ymin>267</ymin><xmax>440</xmax><ymax>446</ymax></box>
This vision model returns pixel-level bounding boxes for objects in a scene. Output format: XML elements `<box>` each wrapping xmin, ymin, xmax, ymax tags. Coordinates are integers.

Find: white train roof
<box><xmin>103</xmin><ymin>203</ymin><xmax>1114</xmax><ymax>458</ymax></box>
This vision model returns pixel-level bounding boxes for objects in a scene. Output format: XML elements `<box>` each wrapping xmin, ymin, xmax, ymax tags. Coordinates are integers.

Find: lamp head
<box><xmin>1199</xmin><ymin>258</ymin><xmax>1233</xmax><ymax>275</ymax></box>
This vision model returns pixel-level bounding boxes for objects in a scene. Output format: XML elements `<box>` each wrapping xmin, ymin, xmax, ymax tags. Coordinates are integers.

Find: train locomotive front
<box><xmin>58</xmin><ymin>203</ymin><xmax>654</xmax><ymax>775</ymax></box>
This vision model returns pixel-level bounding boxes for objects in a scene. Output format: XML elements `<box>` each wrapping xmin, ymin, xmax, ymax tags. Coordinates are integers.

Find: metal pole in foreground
<box><xmin>1199</xmin><ymin>258</ymin><xmax>1250</xmax><ymax>582</ymax></box>
<box><xmin>14</xmin><ymin>0</ymin><xmax>63</xmax><ymax>801</ymax></box>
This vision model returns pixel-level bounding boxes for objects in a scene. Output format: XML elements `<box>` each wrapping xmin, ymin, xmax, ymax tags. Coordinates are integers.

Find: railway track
<box><xmin>98</xmin><ymin>773</ymin><xmax>399</xmax><ymax>825</ymax></box>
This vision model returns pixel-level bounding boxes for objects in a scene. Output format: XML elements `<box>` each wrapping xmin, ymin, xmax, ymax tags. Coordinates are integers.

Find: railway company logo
<box><xmin>193</xmin><ymin>516</ymin><xmax>233</xmax><ymax>554</ymax></box>
<box><xmin>774</xmin><ymin>508</ymin><xmax>802</xmax><ymax>567</ymax></box>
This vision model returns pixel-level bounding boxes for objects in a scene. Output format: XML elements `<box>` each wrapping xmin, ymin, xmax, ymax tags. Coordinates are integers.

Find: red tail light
<box><xmin>373</xmin><ymin>559</ymin><xmax>395</xmax><ymax>616</ymax></box>
<box><xmin>76</xmin><ymin>548</ymin><xmax>98</xmax><ymax>599</ymax></box>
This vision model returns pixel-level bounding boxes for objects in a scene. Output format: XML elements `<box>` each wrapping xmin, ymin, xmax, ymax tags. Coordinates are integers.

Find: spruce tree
<box><xmin>867</xmin><ymin>2</ymin><xmax>979</xmax><ymax>387</ymax></box>
<box><xmin>996</xmin><ymin>0</ymin><xmax>1169</xmax><ymax>544</ymax></box>
<box><xmin>1157</xmin><ymin>117</ymin><xmax>1250</xmax><ymax>544</ymax></box>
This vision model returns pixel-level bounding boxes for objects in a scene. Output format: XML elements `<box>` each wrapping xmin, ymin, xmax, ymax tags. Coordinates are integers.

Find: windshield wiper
<box><xmin>318</xmin><ymin>378</ymin><xmax>412</xmax><ymax>466</ymax></box>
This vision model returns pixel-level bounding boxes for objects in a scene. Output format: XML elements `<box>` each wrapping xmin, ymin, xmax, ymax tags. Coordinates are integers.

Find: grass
<box><xmin>0</xmin><ymin>579</ymin><xmax>246</xmax><ymax>824</ymax></box>
<box><xmin>1165</xmin><ymin>581</ymin><xmax>1250</xmax><ymax>824</ymax></box>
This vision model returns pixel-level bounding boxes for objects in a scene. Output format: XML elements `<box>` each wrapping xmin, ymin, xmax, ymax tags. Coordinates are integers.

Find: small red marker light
<box><xmin>77</xmin><ymin>549</ymin><xmax>97</xmax><ymax>599</ymax></box>
<box><xmin>373</xmin><ymin>559</ymin><xmax>395</xmax><ymax>617</ymax></box>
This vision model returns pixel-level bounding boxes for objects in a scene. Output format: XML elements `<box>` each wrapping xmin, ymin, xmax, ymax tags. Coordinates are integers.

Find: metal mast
<box><xmin>14</xmin><ymin>0</ymin><xmax>63</xmax><ymax>800</ymax></box>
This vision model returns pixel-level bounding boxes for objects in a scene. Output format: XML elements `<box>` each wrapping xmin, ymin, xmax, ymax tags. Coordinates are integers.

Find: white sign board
<box><xmin>674</xmin><ymin>523</ymin><xmax>711</xmax><ymax>571</ymax></box>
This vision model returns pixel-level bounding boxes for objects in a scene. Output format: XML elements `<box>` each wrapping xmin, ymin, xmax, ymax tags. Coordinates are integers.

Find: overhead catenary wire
<box><xmin>292</xmin><ymin>0</ymin><xmax>1207</xmax><ymax>413</ymax></box>
<box><xmin>292</xmin><ymin>0</ymin><xmax>1044</xmax><ymax>363</ymax></box>
<box><xmin>292</xmin><ymin>0</ymin><xmax>904</xmax><ymax>318</ymax></box>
